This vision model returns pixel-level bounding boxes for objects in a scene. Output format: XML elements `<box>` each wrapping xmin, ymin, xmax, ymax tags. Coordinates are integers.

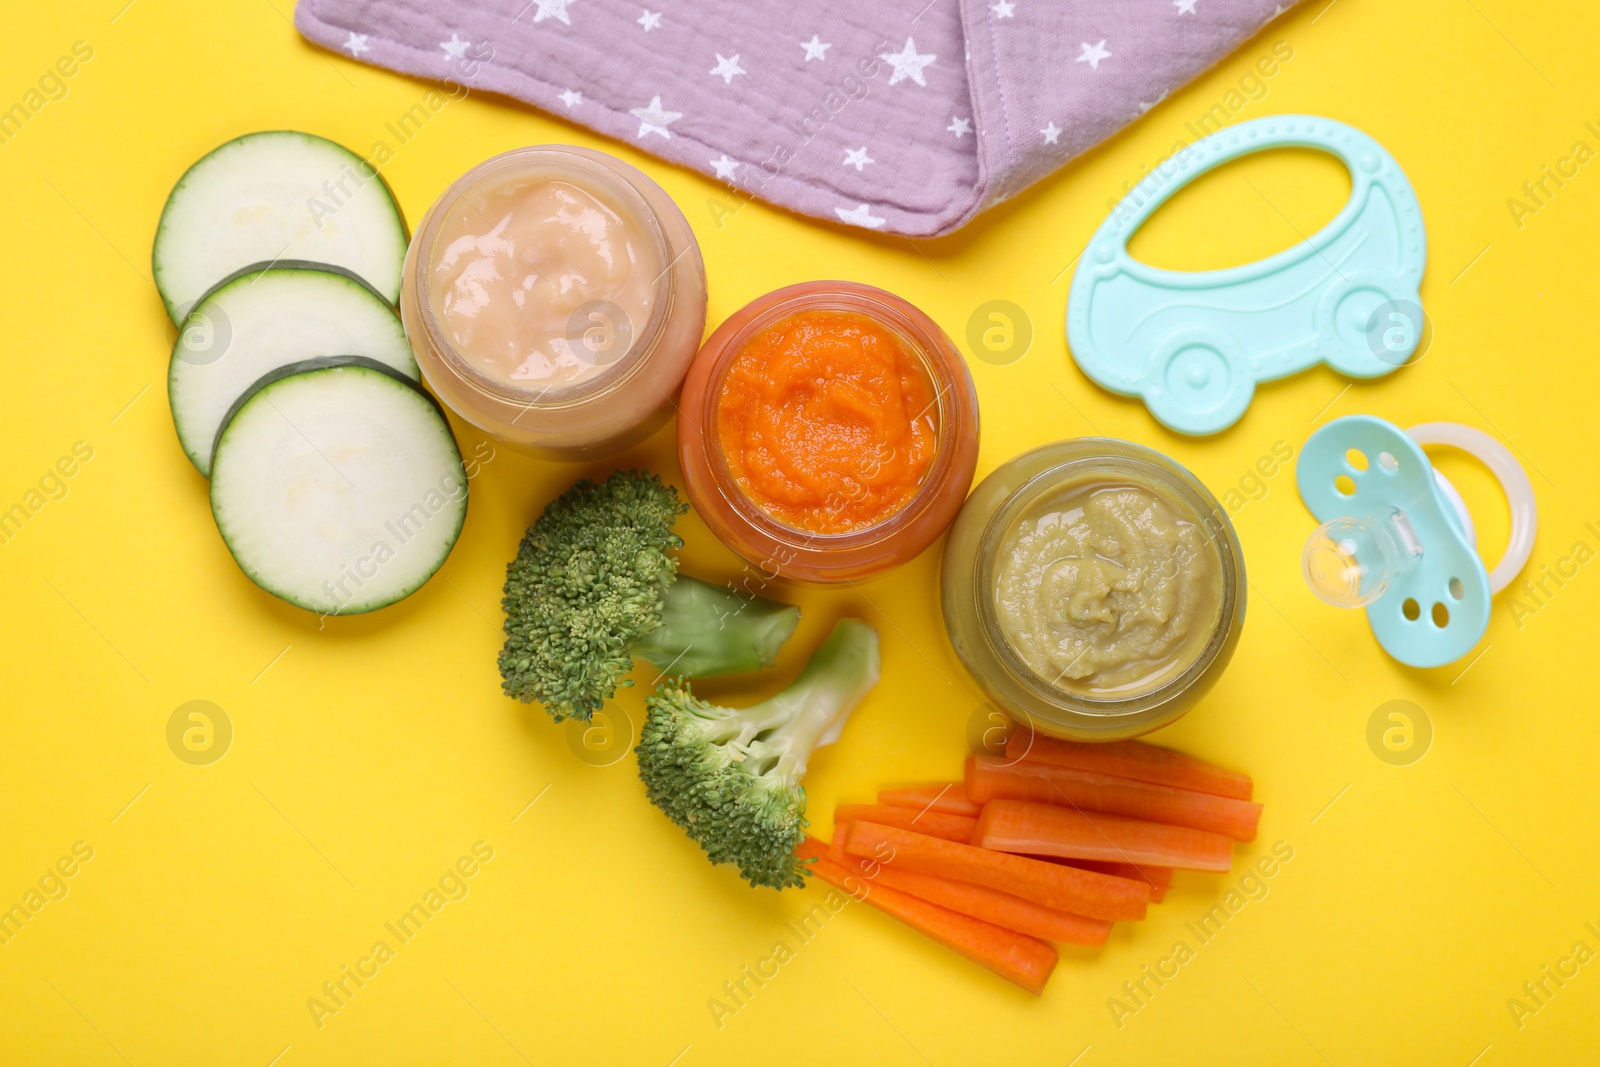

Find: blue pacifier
<box><xmin>1066</xmin><ymin>115</ymin><xmax>1427</xmax><ymax>435</ymax></box>
<box><xmin>1296</xmin><ymin>416</ymin><xmax>1537</xmax><ymax>668</ymax></box>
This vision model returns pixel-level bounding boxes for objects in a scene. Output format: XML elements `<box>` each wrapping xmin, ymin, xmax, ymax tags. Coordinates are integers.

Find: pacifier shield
<box><xmin>1297</xmin><ymin>416</ymin><xmax>1492</xmax><ymax>668</ymax></box>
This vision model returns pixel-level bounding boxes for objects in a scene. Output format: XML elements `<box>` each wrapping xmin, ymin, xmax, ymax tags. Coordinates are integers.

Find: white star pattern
<box><xmin>879</xmin><ymin>38</ymin><xmax>937</xmax><ymax>87</ymax></box>
<box><xmin>947</xmin><ymin>116</ymin><xmax>972</xmax><ymax>138</ymax></box>
<box><xmin>1174</xmin><ymin>0</ymin><xmax>1197</xmax><ymax>13</ymax></box>
<box><xmin>527</xmin><ymin>0</ymin><xmax>578</xmax><ymax>25</ymax></box>
<box><xmin>800</xmin><ymin>35</ymin><xmax>831</xmax><ymax>61</ymax></box>
<box><xmin>629</xmin><ymin>95</ymin><xmax>681</xmax><ymax>139</ymax></box>
<box><xmin>1139</xmin><ymin>90</ymin><xmax>1168</xmax><ymax>113</ymax></box>
<box><xmin>992</xmin><ymin>0</ymin><xmax>1016</xmax><ymax>17</ymax></box>
<box><xmin>638</xmin><ymin>9</ymin><xmax>662</xmax><ymax>31</ymax></box>
<box><xmin>1077</xmin><ymin>39</ymin><xmax>1111</xmax><ymax>70</ymax></box>
<box><xmin>440</xmin><ymin>34</ymin><xmax>469</xmax><ymax>58</ymax></box>
<box><xmin>710</xmin><ymin>155</ymin><xmax>740</xmax><ymax>181</ymax></box>
<box><xmin>343</xmin><ymin>32</ymin><xmax>370</xmax><ymax>56</ymax></box>
<box><xmin>1041</xmin><ymin>121</ymin><xmax>1061</xmax><ymax>144</ymax></box>
<box><xmin>835</xmin><ymin>203</ymin><xmax>886</xmax><ymax>229</ymax></box>
<box><xmin>709</xmin><ymin>54</ymin><xmax>746</xmax><ymax>85</ymax></box>
<box><xmin>842</xmin><ymin>146</ymin><xmax>874</xmax><ymax>171</ymax></box>
<box><xmin>558</xmin><ymin>88</ymin><xmax>583</xmax><ymax>108</ymax></box>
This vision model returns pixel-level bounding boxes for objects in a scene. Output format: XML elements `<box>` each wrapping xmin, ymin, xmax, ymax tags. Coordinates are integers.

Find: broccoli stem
<box><xmin>739</xmin><ymin>619</ymin><xmax>881</xmax><ymax>780</ymax></box>
<box><xmin>630</xmin><ymin>575</ymin><xmax>802</xmax><ymax>679</ymax></box>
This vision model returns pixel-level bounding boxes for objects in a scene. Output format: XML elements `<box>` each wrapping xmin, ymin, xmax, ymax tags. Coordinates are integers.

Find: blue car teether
<box><xmin>1296</xmin><ymin>416</ymin><xmax>1537</xmax><ymax>668</ymax></box>
<box><xmin>1066</xmin><ymin>116</ymin><xmax>1427</xmax><ymax>435</ymax></box>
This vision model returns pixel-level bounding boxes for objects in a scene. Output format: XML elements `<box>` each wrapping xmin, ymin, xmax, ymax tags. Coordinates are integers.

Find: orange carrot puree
<box><xmin>715</xmin><ymin>310</ymin><xmax>938</xmax><ymax>533</ymax></box>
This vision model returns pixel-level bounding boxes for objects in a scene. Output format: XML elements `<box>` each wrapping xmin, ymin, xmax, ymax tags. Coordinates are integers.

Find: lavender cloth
<box><xmin>295</xmin><ymin>0</ymin><xmax>1300</xmax><ymax>237</ymax></box>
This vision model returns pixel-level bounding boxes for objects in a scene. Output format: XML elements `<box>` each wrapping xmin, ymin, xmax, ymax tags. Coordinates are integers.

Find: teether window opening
<box><xmin>1124</xmin><ymin>148</ymin><xmax>1352</xmax><ymax>272</ymax></box>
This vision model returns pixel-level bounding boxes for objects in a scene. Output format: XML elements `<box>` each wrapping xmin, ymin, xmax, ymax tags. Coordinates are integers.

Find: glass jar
<box><xmin>400</xmin><ymin>145</ymin><xmax>706</xmax><ymax>459</ymax></box>
<box><xmin>678</xmin><ymin>281</ymin><xmax>980</xmax><ymax>583</ymax></box>
<box><xmin>942</xmin><ymin>439</ymin><xmax>1246</xmax><ymax>740</ymax></box>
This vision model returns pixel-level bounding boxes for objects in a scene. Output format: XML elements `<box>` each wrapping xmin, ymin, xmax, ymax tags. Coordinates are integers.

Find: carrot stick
<box><xmin>976</xmin><ymin>799</ymin><xmax>1234</xmax><ymax>872</ymax></box>
<box><xmin>841</xmin><ymin>821</ymin><xmax>1148</xmax><ymax>921</ymax></box>
<box><xmin>828</xmin><ymin>826</ymin><xmax>851</xmax><ymax>866</ymax></box>
<box><xmin>800</xmin><ymin>839</ymin><xmax>1058</xmax><ymax>994</ymax></box>
<box><xmin>966</xmin><ymin>756</ymin><xmax>1262</xmax><ymax>841</ymax></box>
<box><xmin>836</xmin><ymin>803</ymin><xmax>978</xmax><ymax>844</ymax></box>
<box><xmin>877</xmin><ymin>782</ymin><xmax>982</xmax><ymax>818</ymax></box>
<box><xmin>829</xmin><ymin>846</ymin><xmax>1111</xmax><ymax>946</ymax></box>
<box><xmin>1057</xmin><ymin>859</ymin><xmax>1174</xmax><ymax>903</ymax></box>
<box><xmin>1007</xmin><ymin>730</ymin><xmax>1253</xmax><ymax>800</ymax></box>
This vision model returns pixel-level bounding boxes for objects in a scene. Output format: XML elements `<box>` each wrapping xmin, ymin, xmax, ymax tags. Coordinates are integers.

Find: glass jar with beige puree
<box><xmin>942</xmin><ymin>440</ymin><xmax>1245</xmax><ymax>741</ymax></box>
<box><xmin>401</xmin><ymin>145</ymin><xmax>706</xmax><ymax>459</ymax></box>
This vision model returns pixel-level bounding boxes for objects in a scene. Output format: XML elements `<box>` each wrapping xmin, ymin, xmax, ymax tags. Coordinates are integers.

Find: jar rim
<box><xmin>697</xmin><ymin>284</ymin><xmax>969</xmax><ymax>551</ymax></box>
<box><xmin>678</xmin><ymin>280</ymin><xmax>980</xmax><ymax>582</ymax></box>
<box><xmin>971</xmin><ymin>440</ymin><xmax>1245</xmax><ymax>721</ymax></box>
<box><xmin>410</xmin><ymin>145</ymin><xmax>676</xmax><ymax>411</ymax></box>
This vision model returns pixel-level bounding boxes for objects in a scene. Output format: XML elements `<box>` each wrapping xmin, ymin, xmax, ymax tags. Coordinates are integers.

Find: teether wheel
<box><xmin>1140</xmin><ymin>328</ymin><xmax>1255</xmax><ymax>436</ymax></box>
<box><xmin>1317</xmin><ymin>273</ymin><xmax>1421</xmax><ymax>378</ymax></box>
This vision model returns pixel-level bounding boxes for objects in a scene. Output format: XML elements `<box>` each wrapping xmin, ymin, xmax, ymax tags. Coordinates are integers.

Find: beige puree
<box><xmin>428</xmin><ymin>175</ymin><xmax>661</xmax><ymax>388</ymax></box>
<box><xmin>993</xmin><ymin>477</ymin><xmax>1222</xmax><ymax>698</ymax></box>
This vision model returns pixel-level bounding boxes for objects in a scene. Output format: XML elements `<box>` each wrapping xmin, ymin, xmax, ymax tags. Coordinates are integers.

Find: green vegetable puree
<box><xmin>992</xmin><ymin>477</ymin><xmax>1222</xmax><ymax>698</ymax></box>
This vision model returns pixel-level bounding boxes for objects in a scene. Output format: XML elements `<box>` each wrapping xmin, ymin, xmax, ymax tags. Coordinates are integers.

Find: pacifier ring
<box><xmin>1405</xmin><ymin>423</ymin><xmax>1538</xmax><ymax>595</ymax></box>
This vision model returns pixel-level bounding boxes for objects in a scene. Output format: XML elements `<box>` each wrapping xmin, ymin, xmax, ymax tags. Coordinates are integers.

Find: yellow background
<box><xmin>3</xmin><ymin>1</ymin><xmax>1597</xmax><ymax>1063</ymax></box>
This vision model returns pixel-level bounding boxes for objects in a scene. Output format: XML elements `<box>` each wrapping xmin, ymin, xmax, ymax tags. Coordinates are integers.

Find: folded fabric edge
<box><xmin>957</xmin><ymin>0</ymin><xmax>1311</xmax><ymax>225</ymax></box>
<box><xmin>293</xmin><ymin>2</ymin><xmax>989</xmax><ymax>238</ymax></box>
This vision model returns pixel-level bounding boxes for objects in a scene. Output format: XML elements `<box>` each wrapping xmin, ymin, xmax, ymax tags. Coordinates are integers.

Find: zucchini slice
<box><xmin>153</xmin><ymin>131</ymin><xmax>406</xmax><ymax>323</ymax></box>
<box><xmin>169</xmin><ymin>266</ymin><xmax>418</xmax><ymax>476</ymax></box>
<box><xmin>209</xmin><ymin>360</ymin><xmax>466</xmax><ymax>615</ymax></box>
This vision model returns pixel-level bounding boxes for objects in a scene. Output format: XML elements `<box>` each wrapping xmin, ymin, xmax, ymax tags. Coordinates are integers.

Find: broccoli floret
<box><xmin>499</xmin><ymin>470</ymin><xmax>801</xmax><ymax>722</ymax></box>
<box><xmin>636</xmin><ymin>619</ymin><xmax>881</xmax><ymax>889</ymax></box>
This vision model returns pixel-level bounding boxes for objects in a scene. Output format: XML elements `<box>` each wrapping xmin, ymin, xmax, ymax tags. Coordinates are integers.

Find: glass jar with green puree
<box><xmin>941</xmin><ymin>440</ymin><xmax>1245</xmax><ymax>741</ymax></box>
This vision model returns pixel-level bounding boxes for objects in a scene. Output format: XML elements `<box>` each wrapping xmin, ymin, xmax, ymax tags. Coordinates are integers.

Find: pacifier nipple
<box><xmin>1303</xmin><ymin>514</ymin><xmax>1410</xmax><ymax>609</ymax></box>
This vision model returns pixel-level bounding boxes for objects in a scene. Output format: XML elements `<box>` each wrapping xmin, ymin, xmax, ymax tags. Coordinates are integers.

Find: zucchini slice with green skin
<box><xmin>170</xmin><ymin>266</ymin><xmax>418</xmax><ymax>476</ymax></box>
<box><xmin>153</xmin><ymin>131</ymin><xmax>407</xmax><ymax>324</ymax></box>
<box><xmin>209</xmin><ymin>360</ymin><xmax>466</xmax><ymax>616</ymax></box>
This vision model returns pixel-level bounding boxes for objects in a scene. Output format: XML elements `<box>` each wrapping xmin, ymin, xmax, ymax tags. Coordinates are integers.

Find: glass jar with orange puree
<box><xmin>678</xmin><ymin>282</ymin><xmax>979</xmax><ymax>582</ymax></box>
<box><xmin>401</xmin><ymin>145</ymin><xmax>706</xmax><ymax>459</ymax></box>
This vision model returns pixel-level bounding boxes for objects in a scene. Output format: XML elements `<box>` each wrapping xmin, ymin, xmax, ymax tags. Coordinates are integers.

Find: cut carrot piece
<box><xmin>841</xmin><ymin>821</ymin><xmax>1148</xmax><ymax>921</ymax></box>
<box><xmin>976</xmin><ymin>799</ymin><xmax>1234</xmax><ymax>872</ymax></box>
<box><xmin>801</xmin><ymin>840</ymin><xmax>1058</xmax><ymax>994</ymax></box>
<box><xmin>1058</xmin><ymin>859</ymin><xmax>1173</xmax><ymax>903</ymax></box>
<box><xmin>828</xmin><ymin>826</ymin><xmax>851</xmax><ymax>866</ymax></box>
<box><xmin>966</xmin><ymin>756</ymin><xmax>1262</xmax><ymax>841</ymax></box>
<box><xmin>1007</xmin><ymin>730</ymin><xmax>1253</xmax><ymax>800</ymax></box>
<box><xmin>877</xmin><ymin>782</ymin><xmax>982</xmax><ymax>818</ymax></box>
<box><xmin>836</xmin><ymin>803</ymin><xmax>977</xmax><ymax>844</ymax></box>
<box><xmin>829</xmin><ymin>846</ymin><xmax>1111</xmax><ymax>946</ymax></box>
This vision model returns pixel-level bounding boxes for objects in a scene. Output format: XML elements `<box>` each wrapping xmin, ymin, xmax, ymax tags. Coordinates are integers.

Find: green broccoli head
<box><xmin>500</xmin><ymin>470</ymin><xmax>801</xmax><ymax>722</ymax></box>
<box><xmin>636</xmin><ymin>619</ymin><xmax>881</xmax><ymax>889</ymax></box>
